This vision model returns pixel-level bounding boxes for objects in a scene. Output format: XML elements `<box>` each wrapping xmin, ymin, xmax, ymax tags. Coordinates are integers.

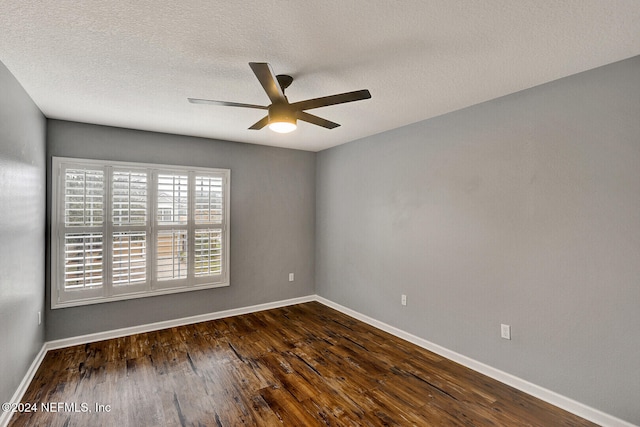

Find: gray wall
<box><xmin>46</xmin><ymin>120</ymin><xmax>315</xmax><ymax>340</ymax></box>
<box><xmin>0</xmin><ymin>63</ymin><xmax>46</xmax><ymax>403</ymax></box>
<box><xmin>316</xmin><ymin>56</ymin><xmax>640</xmax><ymax>424</ymax></box>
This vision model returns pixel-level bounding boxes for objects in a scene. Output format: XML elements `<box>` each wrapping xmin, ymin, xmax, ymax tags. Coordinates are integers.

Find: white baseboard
<box><xmin>316</xmin><ymin>296</ymin><xmax>637</xmax><ymax>427</ymax></box>
<box><xmin>0</xmin><ymin>343</ymin><xmax>47</xmax><ymax>427</ymax></box>
<box><xmin>3</xmin><ymin>294</ymin><xmax>635</xmax><ymax>427</ymax></box>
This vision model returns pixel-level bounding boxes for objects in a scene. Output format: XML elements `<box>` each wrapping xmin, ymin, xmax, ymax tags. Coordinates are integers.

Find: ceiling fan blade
<box><xmin>290</xmin><ymin>89</ymin><xmax>371</xmax><ymax>111</ymax></box>
<box><xmin>249</xmin><ymin>62</ymin><xmax>286</xmax><ymax>104</ymax></box>
<box><xmin>296</xmin><ymin>111</ymin><xmax>340</xmax><ymax>129</ymax></box>
<box><xmin>188</xmin><ymin>98</ymin><xmax>268</xmax><ymax>109</ymax></box>
<box><xmin>248</xmin><ymin>116</ymin><xmax>270</xmax><ymax>130</ymax></box>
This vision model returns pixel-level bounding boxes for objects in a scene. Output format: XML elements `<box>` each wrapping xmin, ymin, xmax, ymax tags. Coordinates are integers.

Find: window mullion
<box><xmin>187</xmin><ymin>171</ymin><xmax>195</xmax><ymax>283</ymax></box>
<box><xmin>149</xmin><ymin>169</ymin><xmax>156</xmax><ymax>289</ymax></box>
<box><xmin>104</xmin><ymin>165</ymin><xmax>113</xmax><ymax>297</ymax></box>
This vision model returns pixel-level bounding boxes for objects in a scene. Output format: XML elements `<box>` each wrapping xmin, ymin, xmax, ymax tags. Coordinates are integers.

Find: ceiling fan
<box><xmin>188</xmin><ymin>62</ymin><xmax>371</xmax><ymax>133</ymax></box>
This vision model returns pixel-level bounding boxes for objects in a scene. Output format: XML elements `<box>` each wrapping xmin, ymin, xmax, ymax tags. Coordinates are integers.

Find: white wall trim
<box><xmin>0</xmin><ymin>343</ymin><xmax>47</xmax><ymax>427</ymax></box>
<box><xmin>3</xmin><ymin>294</ymin><xmax>635</xmax><ymax>427</ymax></box>
<box><xmin>316</xmin><ymin>295</ymin><xmax>637</xmax><ymax>427</ymax></box>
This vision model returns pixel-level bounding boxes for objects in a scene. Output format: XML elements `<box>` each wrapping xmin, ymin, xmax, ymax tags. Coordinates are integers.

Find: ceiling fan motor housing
<box><xmin>268</xmin><ymin>102</ymin><xmax>296</xmax><ymax>125</ymax></box>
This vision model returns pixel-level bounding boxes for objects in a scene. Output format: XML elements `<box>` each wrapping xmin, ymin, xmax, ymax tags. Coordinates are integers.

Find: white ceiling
<box><xmin>2</xmin><ymin>1</ymin><xmax>639</xmax><ymax>152</ymax></box>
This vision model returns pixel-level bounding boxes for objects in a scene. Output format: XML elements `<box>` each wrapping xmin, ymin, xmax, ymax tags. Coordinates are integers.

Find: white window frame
<box><xmin>51</xmin><ymin>157</ymin><xmax>230</xmax><ymax>309</ymax></box>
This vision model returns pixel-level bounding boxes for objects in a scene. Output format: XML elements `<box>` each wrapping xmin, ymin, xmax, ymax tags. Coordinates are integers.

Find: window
<box><xmin>51</xmin><ymin>157</ymin><xmax>230</xmax><ymax>308</ymax></box>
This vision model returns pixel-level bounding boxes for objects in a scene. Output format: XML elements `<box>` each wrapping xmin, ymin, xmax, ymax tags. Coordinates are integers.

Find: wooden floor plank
<box><xmin>8</xmin><ymin>302</ymin><xmax>598</xmax><ymax>427</ymax></box>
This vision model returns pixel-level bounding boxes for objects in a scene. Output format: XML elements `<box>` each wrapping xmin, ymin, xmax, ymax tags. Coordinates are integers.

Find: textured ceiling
<box><xmin>2</xmin><ymin>1</ymin><xmax>639</xmax><ymax>152</ymax></box>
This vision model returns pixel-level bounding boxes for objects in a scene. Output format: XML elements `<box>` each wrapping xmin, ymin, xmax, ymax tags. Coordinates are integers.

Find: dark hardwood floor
<box><xmin>9</xmin><ymin>302</ymin><xmax>597</xmax><ymax>426</ymax></box>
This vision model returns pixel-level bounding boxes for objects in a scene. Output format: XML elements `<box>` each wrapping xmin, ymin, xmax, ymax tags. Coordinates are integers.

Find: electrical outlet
<box><xmin>401</xmin><ymin>294</ymin><xmax>407</xmax><ymax>306</ymax></box>
<box><xmin>288</xmin><ymin>273</ymin><xmax>294</xmax><ymax>282</ymax></box>
<box><xmin>501</xmin><ymin>324</ymin><xmax>511</xmax><ymax>340</ymax></box>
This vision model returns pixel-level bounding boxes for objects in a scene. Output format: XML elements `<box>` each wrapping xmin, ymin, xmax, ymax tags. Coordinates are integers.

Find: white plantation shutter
<box><xmin>157</xmin><ymin>174</ymin><xmax>188</xmax><ymax>224</ymax></box>
<box><xmin>64</xmin><ymin>168</ymin><xmax>104</xmax><ymax>227</ymax></box>
<box><xmin>156</xmin><ymin>230</ymin><xmax>188</xmax><ymax>281</ymax></box>
<box><xmin>195</xmin><ymin>229</ymin><xmax>222</xmax><ymax>277</ymax></box>
<box><xmin>111</xmin><ymin>169</ymin><xmax>149</xmax><ymax>293</ymax></box>
<box><xmin>52</xmin><ymin>157</ymin><xmax>229</xmax><ymax>308</ymax></box>
<box><xmin>63</xmin><ymin>233</ymin><xmax>103</xmax><ymax>289</ymax></box>
<box><xmin>194</xmin><ymin>175</ymin><xmax>225</xmax><ymax>282</ymax></box>
<box><xmin>112</xmin><ymin>170</ymin><xmax>147</xmax><ymax>225</ymax></box>
<box><xmin>155</xmin><ymin>173</ymin><xmax>189</xmax><ymax>289</ymax></box>
<box><xmin>195</xmin><ymin>176</ymin><xmax>224</xmax><ymax>224</ymax></box>
<box><xmin>112</xmin><ymin>231</ymin><xmax>147</xmax><ymax>286</ymax></box>
<box><xmin>58</xmin><ymin>166</ymin><xmax>105</xmax><ymax>302</ymax></box>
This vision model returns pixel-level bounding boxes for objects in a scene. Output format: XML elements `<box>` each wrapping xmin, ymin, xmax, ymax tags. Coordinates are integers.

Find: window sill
<box><xmin>52</xmin><ymin>281</ymin><xmax>230</xmax><ymax>309</ymax></box>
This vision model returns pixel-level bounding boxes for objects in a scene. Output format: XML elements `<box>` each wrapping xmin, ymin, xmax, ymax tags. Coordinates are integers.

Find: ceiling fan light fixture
<box><xmin>268</xmin><ymin>103</ymin><xmax>297</xmax><ymax>133</ymax></box>
<box><xmin>269</xmin><ymin>120</ymin><xmax>297</xmax><ymax>133</ymax></box>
